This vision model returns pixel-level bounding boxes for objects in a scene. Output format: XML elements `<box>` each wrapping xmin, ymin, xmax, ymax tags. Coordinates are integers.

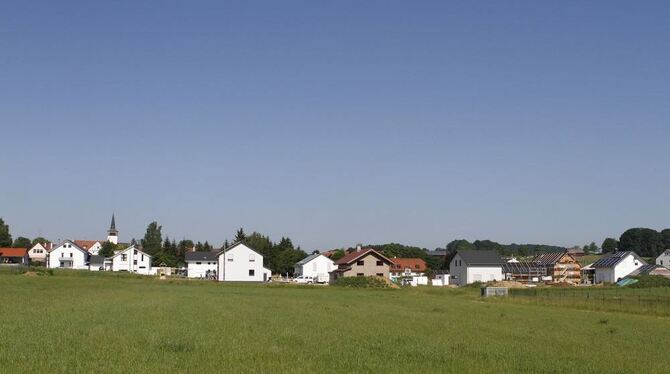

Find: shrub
<box><xmin>628</xmin><ymin>275</ymin><xmax>670</xmax><ymax>288</ymax></box>
<box><xmin>334</xmin><ymin>276</ymin><xmax>390</xmax><ymax>288</ymax></box>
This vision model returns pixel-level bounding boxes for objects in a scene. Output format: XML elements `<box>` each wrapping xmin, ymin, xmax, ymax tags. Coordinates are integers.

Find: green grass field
<box><xmin>1</xmin><ymin>269</ymin><xmax>669</xmax><ymax>373</ymax></box>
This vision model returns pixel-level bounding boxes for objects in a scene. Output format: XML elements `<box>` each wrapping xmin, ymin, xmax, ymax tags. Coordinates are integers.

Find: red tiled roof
<box><xmin>74</xmin><ymin>240</ymin><xmax>101</xmax><ymax>251</ymax></box>
<box><xmin>335</xmin><ymin>248</ymin><xmax>393</xmax><ymax>265</ymax></box>
<box><xmin>0</xmin><ymin>248</ymin><xmax>28</xmax><ymax>257</ymax></box>
<box><xmin>390</xmin><ymin>258</ymin><xmax>427</xmax><ymax>272</ymax></box>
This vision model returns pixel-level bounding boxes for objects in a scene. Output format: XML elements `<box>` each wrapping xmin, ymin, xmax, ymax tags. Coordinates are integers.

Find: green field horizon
<box><xmin>1</xmin><ymin>269</ymin><xmax>668</xmax><ymax>373</ymax></box>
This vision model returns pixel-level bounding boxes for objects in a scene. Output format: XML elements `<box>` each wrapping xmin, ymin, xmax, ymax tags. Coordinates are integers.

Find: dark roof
<box><xmin>455</xmin><ymin>250</ymin><xmax>502</xmax><ymax>266</ymax></box>
<box><xmin>89</xmin><ymin>255</ymin><xmax>106</xmax><ymax>264</ymax></box>
<box><xmin>296</xmin><ymin>253</ymin><xmax>322</xmax><ymax>266</ymax></box>
<box><xmin>502</xmin><ymin>261</ymin><xmax>545</xmax><ymax>275</ymax></box>
<box><xmin>426</xmin><ymin>250</ymin><xmax>447</xmax><ymax>257</ymax></box>
<box><xmin>335</xmin><ymin>248</ymin><xmax>393</xmax><ymax>265</ymax></box>
<box><xmin>533</xmin><ymin>251</ymin><xmax>574</xmax><ymax>266</ymax></box>
<box><xmin>185</xmin><ymin>251</ymin><xmax>219</xmax><ymax>262</ymax></box>
<box><xmin>592</xmin><ymin>251</ymin><xmax>645</xmax><ymax>269</ymax></box>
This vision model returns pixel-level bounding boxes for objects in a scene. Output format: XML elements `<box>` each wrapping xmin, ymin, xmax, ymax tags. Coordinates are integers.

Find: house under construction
<box><xmin>532</xmin><ymin>251</ymin><xmax>582</xmax><ymax>284</ymax></box>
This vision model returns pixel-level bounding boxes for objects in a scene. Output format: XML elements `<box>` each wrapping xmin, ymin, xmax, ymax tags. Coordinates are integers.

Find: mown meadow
<box><xmin>1</xmin><ymin>269</ymin><xmax>669</xmax><ymax>373</ymax></box>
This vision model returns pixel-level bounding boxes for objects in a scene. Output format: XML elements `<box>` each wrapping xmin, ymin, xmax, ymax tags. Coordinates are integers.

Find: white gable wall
<box><xmin>595</xmin><ymin>254</ymin><xmax>645</xmax><ymax>283</ymax></box>
<box><xmin>111</xmin><ymin>246</ymin><xmax>152</xmax><ymax>275</ymax></box>
<box><xmin>47</xmin><ymin>242</ymin><xmax>88</xmax><ymax>270</ymax></box>
<box><xmin>656</xmin><ymin>252</ymin><xmax>670</xmax><ymax>269</ymax></box>
<box><xmin>28</xmin><ymin>243</ymin><xmax>48</xmax><ymax>262</ymax></box>
<box><xmin>449</xmin><ymin>254</ymin><xmax>467</xmax><ymax>286</ymax></box>
<box><xmin>88</xmin><ymin>242</ymin><xmax>103</xmax><ymax>255</ymax></box>
<box><xmin>449</xmin><ymin>254</ymin><xmax>502</xmax><ymax>286</ymax></box>
<box><xmin>295</xmin><ymin>255</ymin><xmax>334</xmax><ymax>278</ymax></box>
<box><xmin>217</xmin><ymin>244</ymin><xmax>271</xmax><ymax>282</ymax></box>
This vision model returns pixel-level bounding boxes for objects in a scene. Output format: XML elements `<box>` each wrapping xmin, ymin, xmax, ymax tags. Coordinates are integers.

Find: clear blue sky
<box><xmin>1</xmin><ymin>1</ymin><xmax>668</xmax><ymax>251</ymax></box>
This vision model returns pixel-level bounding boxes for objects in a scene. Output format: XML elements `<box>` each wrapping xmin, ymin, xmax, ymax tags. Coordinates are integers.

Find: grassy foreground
<box><xmin>1</xmin><ymin>270</ymin><xmax>669</xmax><ymax>373</ymax></box>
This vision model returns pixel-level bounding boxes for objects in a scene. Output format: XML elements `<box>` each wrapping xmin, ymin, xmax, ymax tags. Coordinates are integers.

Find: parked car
<box><xmin>293</xmin><ymin>275</ymin><xmax>314</xmax><ymax>284</ymax></box>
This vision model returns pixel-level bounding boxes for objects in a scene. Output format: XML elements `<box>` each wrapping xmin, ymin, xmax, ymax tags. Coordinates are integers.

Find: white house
<box><xmin>294</xmin><ymin>253</ymin><xmax>335</xmax><ymax>281</ymax></box>
<box><xmin>47</xmin><ymin>240</ymin><xmax>89</xmax><ymax>270</ymax></box>
<box><xmin>186</xmin><ymin>251</ymin><xmax>219</xmax><ymax>279</ymax></box>
<box><xmin>389</xmin><ymin>258</ymin><xmax>429</xmax><ymax>286</ymax></box>
<box><xmin>656</xmin><ymin>250</ymin><xmax>670</xmax><ymax>269</ymax></box>
<box><xmin>110</xmin><ymin>245</ymin><xmax>152</xmax><ymax>275</ymax></box>
<box><xmin>431</xmin><ymin>271</ymin><xmax>450</xmax><ymax>286</ymax></box>
<box><xmin>592</xmin><ymin>251</ymin><xmax>646</xmax><ymax>284</ymax></box>
<box><xmin>74</xmin><ymin>240</ymin><xmax>103</xmax><ymax>255</ymax></box>
<box><xmin>88</xmin><ymin>255</ymin><xmax>108</xmax><ymax>271</ymax></box>
<box><xmin>28</xmin><ymin>242</ymin><xmax>52</xmax><ymax>263</ymax></box>
<box><xmin>217</xmin><ymin>243</ymin><xmax>271</xmax><ymax>282</ymax></box>
<box><xmin>449</xmin><ymin>250</ymin><xmax>503</xmax><ymax>286</ymax></box>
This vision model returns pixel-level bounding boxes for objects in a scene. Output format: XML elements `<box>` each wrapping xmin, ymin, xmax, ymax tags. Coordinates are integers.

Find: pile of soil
<box><xmin>489</xmin><ymin>280</ymin><xmax>526</xmax><ymax>288</ymax></box>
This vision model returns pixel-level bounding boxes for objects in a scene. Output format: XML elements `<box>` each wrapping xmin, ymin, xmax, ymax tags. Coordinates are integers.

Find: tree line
<box><xmin>131</xmin><ymin>223</ymin><xmax>307</xmax><ymax>274</ymax></box>
<box><xmin>601</xmin><ymin>228</ymin><xmax>670</xmax><ymax>257</ymax></box>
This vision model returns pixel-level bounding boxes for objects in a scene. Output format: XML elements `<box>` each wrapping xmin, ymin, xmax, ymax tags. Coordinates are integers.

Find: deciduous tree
<box><xmin>12</xmin><ymin>237</ymin><xmax>31</xmax><ymax>248</ymax></box>
<box><xmin>0</xmin><ymin>218</ymin><xmax>12</xmax><ymax>247</ymax></box>
<box><xmin>601</xmin><ymin>238</ymin><xmax>618</xmax><ymax>253</ymax></box>
<box><xmin>141</xmin><ymin>221</ymin><xmax>163</xmax><ymax>256</ymax></box>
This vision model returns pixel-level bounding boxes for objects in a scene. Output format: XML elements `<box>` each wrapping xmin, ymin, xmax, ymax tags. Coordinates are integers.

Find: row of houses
<box><xmin>448</xmin><ymin>249</ymin><xmax>670</xmax><ymax>286</ymax></box>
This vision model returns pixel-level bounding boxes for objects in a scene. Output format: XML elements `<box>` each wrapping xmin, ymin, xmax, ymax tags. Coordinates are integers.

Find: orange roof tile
<box><xmin>390</xmin><ymin>258</ymin><xmax>427</xmax><ymax>272</ymax></box>
<box><xmin>0</xmin><ymin>248</ymin><xmax>28</xmax><ymax>257</ymax></box>
<box><xmin>74</xmin><ymin>240</ymin><xmax>101</xmax><ymax>251</ymax></box>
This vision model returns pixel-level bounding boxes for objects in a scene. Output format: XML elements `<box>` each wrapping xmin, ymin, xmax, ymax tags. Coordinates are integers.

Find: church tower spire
<box><xmin>107</xmin><ymin>214</ymin><xmax>118</xmax><ymax>244</ymax></box>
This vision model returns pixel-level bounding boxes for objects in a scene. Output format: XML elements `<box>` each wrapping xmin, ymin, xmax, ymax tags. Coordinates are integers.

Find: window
<box><xmin>141</xmin><ymin>254</ymin><xmax>144</xmax><ymax>261</ymax></box>
<box><xmin>356</xmin><ymin>260</ymin><xmax>364</xmax><ymax>266</ymax></box>
<box><xmin>376</xmin><ymin>273</ymin><xmax>383</xmax><ymax>277</ymax></box>
<box><xmin>249</xmin><ymin>269</ymin><xmax>255</xmax><ymax>276</ymax></box>
<box><xmin>121</xmin><ymin>254</ymin><xmax>127</xmax><ymax>261</ymax></box>
<box><xmin>133</xmin><ymin>260</ymin><xmax>137</xmax><ymax>265</ymax></box>
<box><xmin>376</xmin><ymin>261</ymin><xmax>383</xmax><ymax>266</ymax></box>
<box><xmin>356</xmin><ymin>273</ymin><xmax>364</xmax><ymax>277</ymax></box>
<box><xmin>134</xmin><ymin>250</ymin><xmax>138</xmax><ymax>255</ymax></box>
<box><xmin>196</xmin><ymin>262</ymin><xmax>202</xmax><ymax>265</ymax></box>
<box><xmin>227</xmin><ymin>255</ymin><xmax>233</xmax><ymax>262</ymax></box>
<box><xmin>249</xmin><ymin>254</ymin><xmax>255</xmax><ymax>262</ymax></box>
<box><xmin>70</xmin><ymin>253</ymin><xmax>73</xmax><ymax>258</ymax></box>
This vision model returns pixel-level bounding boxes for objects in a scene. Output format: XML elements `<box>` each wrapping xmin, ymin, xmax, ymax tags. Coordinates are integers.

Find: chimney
<box><xmin>356</xmin><ymin>245</ymin><xmax>362</xmax><ymax>252</ymax></box>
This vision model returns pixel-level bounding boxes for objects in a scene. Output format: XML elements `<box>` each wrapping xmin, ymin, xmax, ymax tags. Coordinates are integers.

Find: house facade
<box><xmin>431</xmin><ymin>270</ymin><xmax>450</xmax><ymax>286</ymax></box>
<box><xmin>449</xmin><ymin>250</ymin><xmax>503</xmax><ymax>286</ymax></box>
<box><xmin>47</xmin><ymin>240</ymin><xmax>89</xmax><ymax>270</ymax></box>
<box><xmin>110</xmin><ymin>245</ymin><xmax>152</xmax><ymax>275</ymax></box>
<box><xmin>217</xmin><ymin>243</ymin><xmax>271</xmax><ymax>282</ymax></box>
<box><xmin>294</xmin><ymin>253</ymin><xmax>335</xmax><ymax>280</ymax></box>
<box><xmin>389</xmin><ymin>258</ymin><xmax>428</xmax><ymax>286</ymax></box>
<box><xmin>0</xmin><ymin>248</ymin><xmax>30</xmax><ymax>265</ymax></box>
<box><xmin>330</xmin><ymin>248</ymin><xmax>393</xmax><ymax>283</ymax></box>
<box><xmin>74</xmin><ymin>240</ymin><xmax>103</xmax><ymax>255</ymax></box>
<box><xmin>186</xmin><ymin>251</ymin><xmax>219</xmax><ymax>279</ymax></box>
<box><xmin>592</xmin><ymin>251</ymin><xmax>646</xmax><ymax>284</ymax></box>
<box><xmin>28</xmin><ymin>242</ymin><xmax>52</xmax><ymax>263</ymax></box>
<box><xmin>532</xmin><ymin>251</ymin><xmax>581</xmax><ymax>284</ymax></box>
<box><xmin>656</xmin><ymin>250</ymin><xmax>670</xmax><ymax>269</ymax></box>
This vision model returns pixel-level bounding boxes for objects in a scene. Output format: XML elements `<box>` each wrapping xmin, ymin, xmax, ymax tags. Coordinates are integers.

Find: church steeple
<box><xmin>107</xmin><ymin>214</ymin><xmax>118</xmax><ymax>244</ymax></box>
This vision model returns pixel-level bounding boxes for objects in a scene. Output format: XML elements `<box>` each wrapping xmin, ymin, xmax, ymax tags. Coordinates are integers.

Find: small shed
<box><xmin>481</xmin><ymin>287</ymin><xmax>509</xmax><ymax>297</ymax></box>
